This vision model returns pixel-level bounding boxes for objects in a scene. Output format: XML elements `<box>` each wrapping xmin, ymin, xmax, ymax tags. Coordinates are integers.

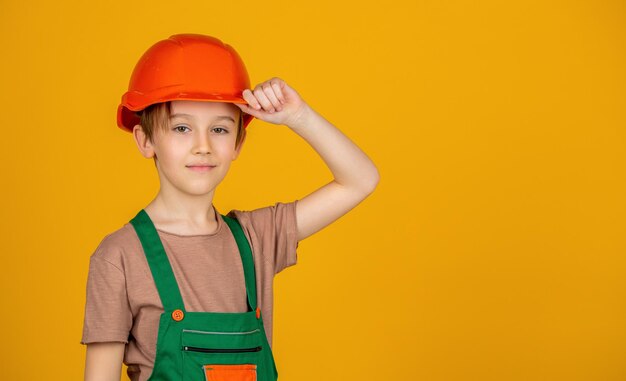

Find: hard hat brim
<box><xmin>117</xmin><ymin>95</ymin><xmax>254</xmax><ymax>132</ymax></box>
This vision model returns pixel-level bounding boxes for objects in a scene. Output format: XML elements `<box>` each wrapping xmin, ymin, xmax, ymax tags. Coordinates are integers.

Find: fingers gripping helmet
<box><xmin>116</xmin><ymin>34</ymin><xmax>252</xmax><ymax>132</ymax></box>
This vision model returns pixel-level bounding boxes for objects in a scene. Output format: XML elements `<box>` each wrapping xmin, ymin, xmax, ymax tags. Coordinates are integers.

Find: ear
<box><xmin>133</xmin><ymin>124</ymin><xmax>155</xmax><ymax>158</ymax></box>
<box><xmin>232</xmin><ymin>129</ymin><xmax>247</xmax><ymax>161</ymax></box>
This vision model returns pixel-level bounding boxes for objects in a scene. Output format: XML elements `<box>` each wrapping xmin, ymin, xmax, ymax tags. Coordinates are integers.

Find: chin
<box><xmin>186</xmin><ymin>188</ymin><xmax>216</xmax><ymax>197</ymax></box>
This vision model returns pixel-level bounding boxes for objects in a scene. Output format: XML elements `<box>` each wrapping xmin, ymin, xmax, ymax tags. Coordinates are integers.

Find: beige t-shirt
<box><xmin>81</xmin><ymin>201</ymin><xmax>299</xmax><ymax>381</ymax></box>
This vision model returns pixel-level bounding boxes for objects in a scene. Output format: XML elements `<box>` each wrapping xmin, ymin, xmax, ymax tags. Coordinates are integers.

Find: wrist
<box><xmin>286</xmin><ymin>103</ymin><xmax>315</xmax><ymax>131</ymax></box>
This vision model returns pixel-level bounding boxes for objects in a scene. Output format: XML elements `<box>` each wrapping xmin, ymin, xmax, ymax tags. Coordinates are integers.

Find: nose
<box><xmin>192</xmin><ymin>130</ymin><xmax>212</xmax><ymax>155</ymax></box>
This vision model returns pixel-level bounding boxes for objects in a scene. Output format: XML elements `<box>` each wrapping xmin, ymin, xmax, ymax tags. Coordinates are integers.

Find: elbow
<box><xmin>359</xmin><ymin>165</ymin><xmax>380</xmax><ymax>196</ymax></box>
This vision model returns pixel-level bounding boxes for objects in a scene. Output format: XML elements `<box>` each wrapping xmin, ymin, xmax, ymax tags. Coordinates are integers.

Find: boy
<box><xmin>82</xmin><ymin>34</ymin><xmax>379</xmax><ymax>381</ymax></box>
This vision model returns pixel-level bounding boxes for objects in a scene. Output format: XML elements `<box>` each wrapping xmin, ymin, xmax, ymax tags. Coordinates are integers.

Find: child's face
<box><xmin>148</xmin><ymin>100</ymin><xmax>243</xmax><ymax>198</ymax></box>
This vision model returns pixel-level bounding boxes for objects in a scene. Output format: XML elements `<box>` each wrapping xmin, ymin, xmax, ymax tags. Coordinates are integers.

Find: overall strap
<box><xmin>130</xmin><ymin>210</ymin><xmax>186</xmax><ymax>312</ymax></box>
<box><xmin>221</xmin><ymin>215</ymin><xmax>258</xmax><ymax>311</ymax></box>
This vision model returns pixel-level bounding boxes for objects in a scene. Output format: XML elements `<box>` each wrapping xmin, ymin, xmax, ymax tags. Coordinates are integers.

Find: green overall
<box><xmin>130</xmin><ymin>209</ymin><xmax>278</xmax><ymax>381</ymax></box>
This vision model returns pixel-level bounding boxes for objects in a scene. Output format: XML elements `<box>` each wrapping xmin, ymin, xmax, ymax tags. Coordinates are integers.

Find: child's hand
<box><xmin>235</xmin><ymin>77</ymin><xmax>310</xmax><ymax>128</ymax></box>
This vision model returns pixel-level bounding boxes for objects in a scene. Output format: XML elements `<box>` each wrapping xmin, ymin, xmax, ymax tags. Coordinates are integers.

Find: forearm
<box><xmin>288</xmin><ymin>105</ymin><xmax>379</xmax><ymax>194</ymax></box>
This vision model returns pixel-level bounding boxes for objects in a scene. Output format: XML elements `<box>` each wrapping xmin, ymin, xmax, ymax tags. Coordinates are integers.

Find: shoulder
<box><xmin>227</xmin><ymin>200</ymin><xmax>298</xmax><ymax>227</ymax></box>
<box><xmin>225</xmin><ymin>200</ymin><xmax>300</xmax><ymax>272</ymax></box>
<box><xmin>90</xmin><ymin>223</ymin><xmax>141</xmax><ymax>272</ymax></box>
<box><xmin>226</xmin><ymin>200</ymin><xmax>298</xmax><ymax>240</ymax></box>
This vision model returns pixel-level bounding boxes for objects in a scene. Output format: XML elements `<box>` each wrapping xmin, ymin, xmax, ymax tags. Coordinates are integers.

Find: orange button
<box><xmin>256</xmin><ymin>307</ymin><xmax>261</xmax><ymax>319</ymax></box>
<box><xmin>172</xmin><ymin>309</ymin><xmax>185</xmax><ymax>322</ymax></box>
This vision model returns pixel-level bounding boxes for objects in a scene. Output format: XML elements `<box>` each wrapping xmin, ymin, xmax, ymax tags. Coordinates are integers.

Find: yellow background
<box><xmin>1</xmin><ymin>0</ymin><xmax>625</xmax><ymax>380</ymax></box>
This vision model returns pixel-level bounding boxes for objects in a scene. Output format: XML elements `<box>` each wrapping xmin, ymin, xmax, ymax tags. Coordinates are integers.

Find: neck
<box><xmin>144</xmin><ymin>187</ymin><xmax>219</xmax><ymax>235</ymax></box>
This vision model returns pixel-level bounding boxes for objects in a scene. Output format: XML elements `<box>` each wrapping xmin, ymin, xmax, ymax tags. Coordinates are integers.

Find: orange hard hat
<box><xmin>117</xmin><ymin>34</ymin><xmax>253</xmax><ymax>132</ymax></box>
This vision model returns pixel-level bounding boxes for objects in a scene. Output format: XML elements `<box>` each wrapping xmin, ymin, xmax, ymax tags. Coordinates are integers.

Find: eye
<box><xmin>212</xmin><ymin>127</ymin><xmax>229</xmax><ymax>134</ymax></box>
<box><xmin>173</xmin><ymin>125</ymin><xmax>190</xmax><ymax>133</ymax></box>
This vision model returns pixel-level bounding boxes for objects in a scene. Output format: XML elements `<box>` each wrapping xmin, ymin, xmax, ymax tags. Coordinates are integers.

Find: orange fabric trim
<box><xmin>204</xmin><ymin>364</ymin><xmax>257</xmax><ymax>381</ymax></box>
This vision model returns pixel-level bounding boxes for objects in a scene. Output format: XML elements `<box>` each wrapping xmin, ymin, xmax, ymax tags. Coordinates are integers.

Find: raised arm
<box><xmin>235</xmin><ymin>78</ymin><xmax>380</xmax><ymax>241</ymax></box>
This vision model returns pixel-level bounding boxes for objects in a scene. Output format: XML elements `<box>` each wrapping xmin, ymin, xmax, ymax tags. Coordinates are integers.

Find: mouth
<box><xmin>186</xmin><ymin>164</ymin><xmax>216</xmax><ymax>172</ymax></box>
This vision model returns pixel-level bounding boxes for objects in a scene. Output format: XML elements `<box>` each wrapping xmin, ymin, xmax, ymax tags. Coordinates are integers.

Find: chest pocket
<box><xmin>182</xmin><ymin>328</ymin><xmax>263</xmax><ymax>380</ymax></box>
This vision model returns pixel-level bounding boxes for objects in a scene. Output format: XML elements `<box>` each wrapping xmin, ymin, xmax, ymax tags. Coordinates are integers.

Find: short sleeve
<box><xmin>81</xmin><ymin>243</ymin><xmax>133</xmax><ymax>344</ymax></box>
<box><xmin>228</xmin><ymin>200</ymin><xmax>299</xmax><ymax>274</ymax></box>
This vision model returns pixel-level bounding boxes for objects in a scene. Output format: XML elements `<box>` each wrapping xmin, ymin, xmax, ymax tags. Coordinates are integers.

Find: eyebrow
<box><xmin>169</xmin><ymin>113</ymin><xmax>236</xmax><ymax>123</ymax></box>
